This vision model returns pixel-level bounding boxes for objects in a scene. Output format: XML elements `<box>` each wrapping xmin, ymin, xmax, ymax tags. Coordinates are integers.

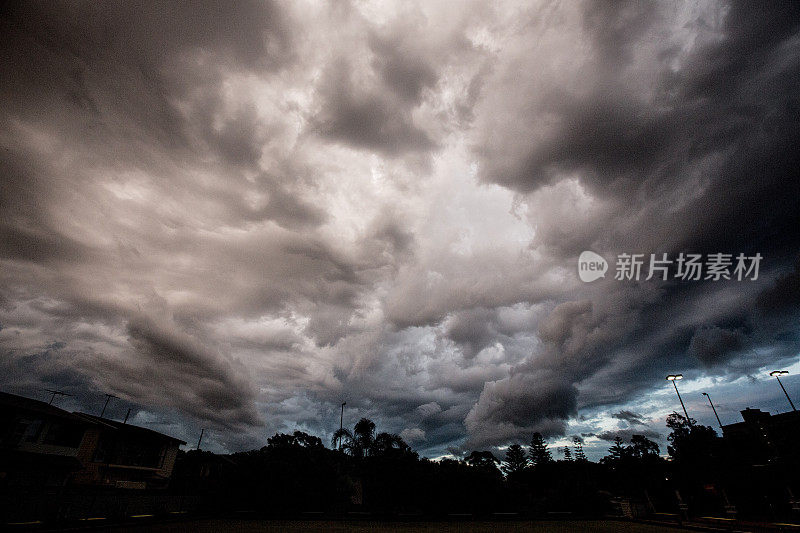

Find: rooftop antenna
<box><xmin>44</xmin><ymin>389</ymin><xmax>72</xmax><ymax>406</ymax></box>
<box><xmin>99</xmin><ymin>393</ymin><xmax>119</xmax><ymax>418</ymax></box>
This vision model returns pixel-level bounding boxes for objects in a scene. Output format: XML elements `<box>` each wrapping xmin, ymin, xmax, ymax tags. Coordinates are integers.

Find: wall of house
<box><xmin>13</xmin><ymin>417</ymin><xmax>86</xmax><ymax>457</ymax></box>
<box><xmin>160</xmin><ymin>444</ymin><xmax>180</xmax><ymax>478</ymax></box>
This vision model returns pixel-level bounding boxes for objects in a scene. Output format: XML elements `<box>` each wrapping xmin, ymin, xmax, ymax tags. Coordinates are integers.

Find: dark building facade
<box><xmin>0</xmin><ymin>391</ymin><xmax>185</xmax><ymax>490</ymax></box>
<box><xmin>722</xmin><ymin>408</ymin><xmax>800</xmax><ymax>466</ymax></box>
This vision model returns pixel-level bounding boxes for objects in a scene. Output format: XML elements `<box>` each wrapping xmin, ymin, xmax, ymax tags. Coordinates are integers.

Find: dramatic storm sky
<box><xmin>1</xmin><ymin>0</ymin><xmax>799</xmax><ymax>458</ymax></box>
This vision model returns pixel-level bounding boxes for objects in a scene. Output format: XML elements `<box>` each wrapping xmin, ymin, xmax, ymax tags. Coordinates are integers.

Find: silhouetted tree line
<box><xmin>170</xmin><ymin>413</ymin><xmax>799</xmax><ymax>520</ymax></box>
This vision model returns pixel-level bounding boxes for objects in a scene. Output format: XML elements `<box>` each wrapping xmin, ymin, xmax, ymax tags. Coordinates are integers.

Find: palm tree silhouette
<box><xmin>332</xmin><ymin>417</ymin><xmax>376</xmax><ymax>458</ymax></box>
<box><xmin>371</xmin><ymin>432</ymin><xmax>410</xmax><ymax>456</ymax></box>
<box><xmin>331</xmin><ymin>418</ymin><xmax>409</xmax><ymax>458</ymax></box>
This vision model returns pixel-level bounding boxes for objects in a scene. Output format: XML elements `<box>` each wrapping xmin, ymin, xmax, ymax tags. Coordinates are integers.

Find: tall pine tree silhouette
<box><xmin>502</xmin><ymin>444</ymin><xmax>529</xmax><ymax>475</ymax></box>
<box><xmin>562</xmin><ymin>446</ymin><xmax>573</xmax><ymax>461</ymax></box>
<box><xmin>572</xmin><ymin>436</ymin><xmax>587</xmax><ymax>462</ymax></box>
<box><xmin>529</xmin><ymin>432</ymin><xmax>552</xmax><ymax>466</ymax></box>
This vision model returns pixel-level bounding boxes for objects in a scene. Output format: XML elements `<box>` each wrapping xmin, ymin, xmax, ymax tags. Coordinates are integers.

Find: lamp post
<box><xmin>769</xmin><ymin>370</ymin><xmax>796</xmax><ymax>411</ymax></box>
<box><xmin>339</xmin><ymin>402</ymin><xmax>346</xmax><ymax>450</ymax></box>
<box><xmin>666</xmin><ymin>374</ymin><xmax>690</xmax><ymax>422</ymax></box>
<box><xmin>702</xmin><ymin>392</ymin><xmax>723</xmax><ymax>429</ymax></box>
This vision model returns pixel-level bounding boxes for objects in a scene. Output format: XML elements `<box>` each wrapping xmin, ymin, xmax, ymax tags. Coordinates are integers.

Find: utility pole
<box><xmin>99</xmin><ymin>393</ymin><xmax>119</xmax><ymax>418</ymax></box>
<box><xmin>123</xmin><ymin>408</ymin><xmax>132</xmax><ymax>424</ymax></box>
<box><xmin>702</xmin><ymin>392</ymin><xmax>723</xmax><ymax>429</ymax></box>
<box><xmin>197</xmin><ymin>428</ymin><xmax>205</xmax><ymax>450</ymax></box>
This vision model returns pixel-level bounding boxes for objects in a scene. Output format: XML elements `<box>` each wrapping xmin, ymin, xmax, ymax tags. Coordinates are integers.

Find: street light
<box><xmin>666</xmin><ymin>374</ymin><xmax>690</xmax><ymax>422</ymax></box>
<box><xmin>339</xmin><ymin>402</ymin><xmax>346</xmax><ymax>450</ymax></box>
<box><xmin>769</xmin><ymin>370</ymin><xmax>796</xmax><ymax>411</ymax></box>
<box><xmin>702</xmin><ymin>392</ymin><xmax>723</xmax><ymax>429</ymax></box>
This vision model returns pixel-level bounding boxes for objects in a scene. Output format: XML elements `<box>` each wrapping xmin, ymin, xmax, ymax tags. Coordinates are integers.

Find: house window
<box><xmin>10</xmin><ymin>417</ymin><xmax>44</xmax><ymax>445</ymax></box>
<box><xmin>42</xmin><ymin>421</ymin><xmax>84</xmax><ymax>447</ymax></box>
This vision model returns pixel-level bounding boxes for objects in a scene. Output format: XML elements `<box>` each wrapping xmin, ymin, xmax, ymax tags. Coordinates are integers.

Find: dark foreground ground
<box><xmin>100</xmin><ymin>519</ymin><xmax>693</xmax><ymax>533</ymax></box>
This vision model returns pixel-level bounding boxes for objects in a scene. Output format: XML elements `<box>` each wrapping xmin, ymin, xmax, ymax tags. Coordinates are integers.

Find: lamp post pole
<box><xmin>702</xmin><ymin>392</ymin><xmax>723</xmax><ymax>429</ymax></box>
<box><xmin>666</xmin><ymin>375</ymin><xmax>690</xmax><ymax>422</ymax></box>
<box><xmin>770</xmin><ymin>371</ymin><xmax>796</xmax><ymax>411</ymax></box>
<box><xmin>339</xmin><ymin>402</ymin><xmax>346</xmax><ymax>450</ymax></box>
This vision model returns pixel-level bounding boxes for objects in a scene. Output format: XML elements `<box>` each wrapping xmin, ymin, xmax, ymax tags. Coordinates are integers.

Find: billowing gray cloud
<box><xmin>312</xmin><ymin>58</ymin><xmax>437</xmax><ymax>157</ymax></box>
<box><xmin>1</xmin><ymin>0</ymin><xmax>799</xmax><ymax>457</ymax></box>
<box><xmin>597</xmin><ymin>428</ymin><xmax>661</xmax><ymax>443</ymax></box>
<box><xmin>443</xmin><ymin>308</ymin><xmax>499</xmax><ymax>359</ymax></box>
<box><xmin>464</xmin><ymin>369</ymin><xmax>577</xmax><ymax>448</ymax></box>
<box><xmin>689</xmin><ymin>326</ymin><xmax>746</xmax><ymax>367</ymax></box>
<box><xmin>459</xmin><ymin>0</ymin><xmax>800</xmax><ymax>449</ymax></box>
<box><xmin>123</xmin><ymin>315</ymin><xmax>261</xmax><ymax>428</ymax></box>
<box><xmin>612</xmin><ymin>410</ymin><xmax>647</xmax><ymax>426</ymax></box>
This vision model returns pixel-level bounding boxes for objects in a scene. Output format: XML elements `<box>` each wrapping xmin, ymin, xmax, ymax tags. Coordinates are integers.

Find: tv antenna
<box><xmin>99</xmin><ymin>393</ymin><xmax>119</xmax><ymax>418</ymax></box>
<box><xmin>44</xmin><ymin>389</ymin><xmax>72</xmax><ymax>405</ymax></box>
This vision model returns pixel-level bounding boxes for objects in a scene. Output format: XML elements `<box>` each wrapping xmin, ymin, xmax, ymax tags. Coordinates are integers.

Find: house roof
<box><xmin>0</xmin><ymin>390</ymin><xmax>186</xmax><ymax>445</ymax></box>
<box><xmin>75</xmin><ymin>413</ymin><xmax>187</xmax><ymax>445</ymax></box>
<box><xmin>0</xmin><ymin>391</ymin><xmax>94</xmax><ymax>425</ymax></box>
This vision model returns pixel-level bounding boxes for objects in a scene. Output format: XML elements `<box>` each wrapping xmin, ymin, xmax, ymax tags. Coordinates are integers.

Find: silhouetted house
<box><xmin>72</xmin><ymin>414</ymin><xmax>184</xmax><ymax>489</ymax></box>
<box><xmin>171</xmin><ymin>449</ymin><xmax>238</xmax><ymax>488</ymax></box>
<box><xmin>721</xmin><ymin>408</ymin><xmax>800</xmax><ymax>465</ymax></box>
<box><xmin>0</xmin><ymin>391</ymin><xmax>93</xmax><ymax>488</ymax></box>
<box><xmin>0</xmin><ymin>391</ymin><xmax>185</xmax><ymax>489</ymax></box>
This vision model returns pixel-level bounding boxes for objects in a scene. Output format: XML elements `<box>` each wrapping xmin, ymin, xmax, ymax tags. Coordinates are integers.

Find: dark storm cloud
<box><xmin>582</xmin><ymin>0</ymin><xmax>660</xmax><ymax>67</ymax></box>
<box><xmin>312</xmin><ymin>59</ymin><xmax>437</xmax><ymax>157</ymax></box>
<box><xmin>479</xmin><ymin>1</ymin><xmax>800</xmax><ymax>205</ymax></box>
<box><xmin>121</xmin><ymin>316</ymin><xmax>261</xmax><ymax>429</ymax></box>
<box><xmin>0</xmin><ymin>0</ymin><xmax>312</xmax><ymax>239</ymax></box>
<box><xmin>1</xmin><ymin>0</ymin><xmax>292</xmax><ymax>151</ymax></box>
<box><xmin>689</xmin><ymin>326</ymin><xmax>746</xmax><ymax>367</ymax></box>
<box><xmin>597</xmin><ymin>428</ymin><xmax>661</xmax><ymax>443</ymax></box>
<box><xmin>464</xmin><ymin>368</ymin><xmax>577</xmax><ymax>448</ymax></box>
<box><xmin>2</xmin><ymin>0</ymin><xmax>799</xmax><ymax>457</ymax></box>
<box><xmin>757</xmin><ymin>259</ymin><xmax>800</xmax><ymax>314</ymax></box>
<box><xmin>443</xmin><ymin>308</ymin><xmax>499</xmax><ymax>359</ymax></box>
<box><xmin>462</xmin><ymin>296</ymin><xmax>634</xmax><ymax>447</ymax></box>
<box><xmin>238</xmin><ymin>173</ymin><xmax>328</xmax><ymax>230</ymax></box>
<box><xmin>369</xmin><ymin>32</ymin><xmax>439</xmax><ymax>105</ymax></box>
<box><xmin>0</xmin><ymin>343</ymin><xmax>89</xmax><ymax>395</ymax></box>
<box><xmin>464</xmin><ymin>0</ymin><xmax>800</xmax><ymax>447</ymax></box>
<box><xmin>307</xmin><ymin>5</ymin><xmax>481</xmax><ymax>158</ymax></box>
<box><xmin>0</xmin><ymin>310</ymin><xmax>262</xmax><ymax>434</ymax></box>
<box><xmin>0</xmin><ymin>145</ymin><xmax>97</xmax><ymax>266</ymax></box>
<box><xmin>0</xmin><ymin>0</ymin><xmax>314</xmax><ymax>439</ymax></box>
<box><xmin>612</xmin><ymin>410</ymin><xmax>647</xmax><ymax>426</ymax></box>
